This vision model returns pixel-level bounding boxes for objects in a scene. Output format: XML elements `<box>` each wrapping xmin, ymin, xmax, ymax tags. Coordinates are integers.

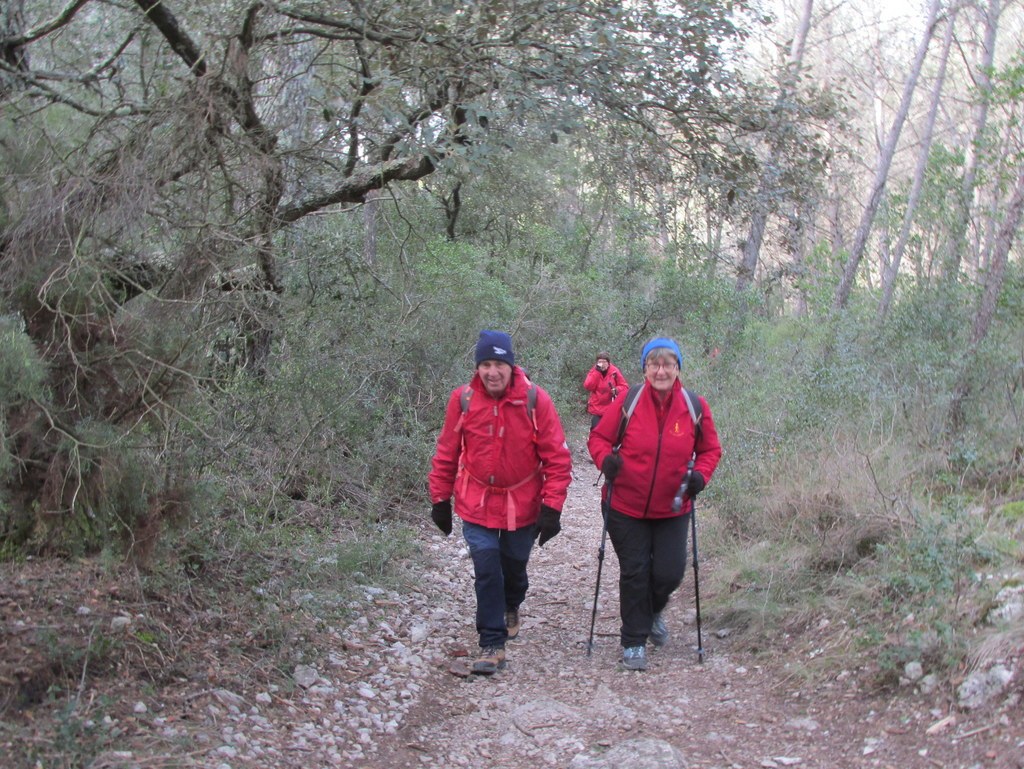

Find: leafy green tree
<box><xmin>1</xmin><ymin>0</ymin><xmax>763</xmax><ymax>554</ymax></box>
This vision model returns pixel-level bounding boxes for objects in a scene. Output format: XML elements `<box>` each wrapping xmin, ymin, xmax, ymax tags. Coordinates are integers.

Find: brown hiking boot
<box><xmin>505</xmin><ymin>609</ymin><xmax>521</xmax><ymax>641</ymax></box>
<box><xmin>471</xmin><ymin>646</ymin><xmax>506</xmax><ymax>674</ymax></box>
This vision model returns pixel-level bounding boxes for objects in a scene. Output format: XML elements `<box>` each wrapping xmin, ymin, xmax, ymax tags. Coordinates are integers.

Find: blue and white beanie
<box><xmin>475</xmin><ymin>330</ymin><xmax>515</xmax><ymax>366</ymax></box>
<box><xmin>640</xmin><ymin>336</ymin><xmax>682</xmax><ymax>370</ymax></box>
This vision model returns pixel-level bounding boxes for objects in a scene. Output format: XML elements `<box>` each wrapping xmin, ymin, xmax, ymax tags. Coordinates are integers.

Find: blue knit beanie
<box><xmin>640</xmin><ymin>336</ymin><xmax>682</xmax><ymax>371</ymax></box>
<box><xmin>475</xmin><ymin>330</ymin><xmax>515</xmax><ymax>366</ymax></box>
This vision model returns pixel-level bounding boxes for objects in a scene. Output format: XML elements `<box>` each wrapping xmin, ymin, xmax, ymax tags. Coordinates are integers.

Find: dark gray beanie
<box><xmin>475</xmin><ymin>330</ymin><xmax>515</xmax><ymax>366</ymax></box>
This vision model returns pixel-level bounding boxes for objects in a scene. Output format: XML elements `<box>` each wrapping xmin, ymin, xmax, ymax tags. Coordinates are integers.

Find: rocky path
<box><xmin>18</xmin><ymin>459</ymin><xmax>1018</xmax><ymax>769</ymax></box>
<box><xmin>338</xmin><ymin>466</ymin><xmax>1017</xmax><ymax>769</ymax></box>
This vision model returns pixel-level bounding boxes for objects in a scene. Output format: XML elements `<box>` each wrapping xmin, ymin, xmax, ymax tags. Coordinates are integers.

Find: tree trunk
<box><xmin>877</xmin><ymin>11</ymin><xmax>956</xmax><ymax>322</ymax></box>
<box><xmin>948</xmin><ymin>163</ymin><xmax>1024</xmax><ymax>430</ymax></box>
<box><xmin>735</xmin><ymin>0</ymin><xmax>814</xmax><ymax>292</ymax></box>
<box><xmin>832</xmin><ymin>0</ymin><xmax>942</xmax><ymax>309</ymax></box>
<box><xmin>737</xmin><ymin>210</ymin><xmax>767</xmax><ymax>291</ymax></box>
<box><xmin>0</xmin><ymin>0</ymin><xmax>28</xmax><ymax>95</ymax></box>
<box><xmin>363</xmin><ymin>188</ymin><xmax>380</xmax><ymax>265</ymax></box>
<box><xmin>944</xmin><ymin>0</ymin><xmax>1001</xmax><ymax>280</ymax></box>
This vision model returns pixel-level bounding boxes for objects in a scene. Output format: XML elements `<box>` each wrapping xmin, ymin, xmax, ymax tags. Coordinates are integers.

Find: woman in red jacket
<box><xmin>583</xmin><ymin>352</ymin><xmax>629</xmax><ymax>430</ymax></box>
<box><xmin>587</xmin><ymin>336</ymin><xmax>721</xmax><ymax>671</ymax></box>
<box><xmin>429</xmin><ymin>330</ymin><xmax>573</xmax><ymax>674</ymax></box>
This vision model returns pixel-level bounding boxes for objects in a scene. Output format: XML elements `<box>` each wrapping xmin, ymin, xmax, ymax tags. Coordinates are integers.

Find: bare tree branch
<box><xmin>133</xmin><ymin>0</ymin><xmax>207</xmax><ymax>76</ymax></box>
<box><xmin>1</xmin><ymin>0</ymin><xmax>91</xmax><ymax>47</ymax></box>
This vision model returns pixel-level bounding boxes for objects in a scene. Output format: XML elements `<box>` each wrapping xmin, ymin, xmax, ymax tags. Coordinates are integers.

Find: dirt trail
<box><xmin>4</xmin><ymin>450</ymin><xmax>1020</xmax><ymax>769</ymax></box>
<box><xmin>369</xmin><ymin>461</ymin><xmax>1018</xmax><ymax>769</ymax></box>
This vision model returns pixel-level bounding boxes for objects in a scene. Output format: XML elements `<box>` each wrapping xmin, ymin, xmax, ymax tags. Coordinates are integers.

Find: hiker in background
<box><xmin>583</xmin><ymin>351</ymin><xmax>629</xmax><ymax>430</ymax></box>
<box><xmin>429</xmin><ymin>330</ymin><xmax>573</xmax><ymax>674</ymax></box>
<box><xmin>587</xmin><ymin>337</ymin><xmax>721</xmax><ymax>671</ymax></box>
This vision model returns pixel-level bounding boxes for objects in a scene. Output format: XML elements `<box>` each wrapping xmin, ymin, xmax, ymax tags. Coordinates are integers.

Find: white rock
<box><xmin>958</xmin><ymin>665</ymin><xmax>1013</xmax><ymax>709</ymax></box>
<box><xmin>294</xmin><ymin>664</ymin><xmax>319</xmax><ymax>689</ymax></box>
<box><xmin>904</xmin><ymin>661</ymin><xmax>924</xmax><ymax>681</ymax></box>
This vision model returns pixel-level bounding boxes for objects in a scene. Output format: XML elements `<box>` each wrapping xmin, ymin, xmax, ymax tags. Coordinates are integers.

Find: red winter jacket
<box><xmin>429</xmin><ymin>367</ymin><xmax>573</xmax><ymax>531</ymax></box>
<box><xmin>587</xmin><ymin>380</ymin><xmax>721</xmax><ymax>518</ymax></box>
<box><xmin>583</xmin><ymin>363</ymin><xmax>629</xmax><ymax>417</ymax></box>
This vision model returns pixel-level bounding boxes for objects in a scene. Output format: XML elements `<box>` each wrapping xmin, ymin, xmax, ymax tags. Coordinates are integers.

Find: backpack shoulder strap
<box><xmin>526</xmin><ymin>383</ymin><xmax>538</xmax><ymax>433</ymax></box>
<box><xmin>613</xmin><ymin>383</ymin><xmax>645</xmax><ymax>450</ymax></box>
<box><xmin>455</xmin><ymin>385</ymin><xmax>473</xmax><ymax>434</ymax></box>
<box><xmin>681</xmin><ymin>387</ymin><xmax>703</xmax><ymax>440</ymax></box>
<box><xmin>459</xmin><ymin>382</ymin><xmax>539</xmax><ymax>436</ymax></box>
<box><xmin>613</xmin><ymin>384</ymin><xmax>703</xmax><ymax>449</ymax></box>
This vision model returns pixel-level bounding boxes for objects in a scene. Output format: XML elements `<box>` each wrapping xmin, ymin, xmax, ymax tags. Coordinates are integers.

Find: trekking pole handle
<box><xmin>671</xmin><ymin>456</ymin><xmax>697</xmax><ymax>513</ymax></box>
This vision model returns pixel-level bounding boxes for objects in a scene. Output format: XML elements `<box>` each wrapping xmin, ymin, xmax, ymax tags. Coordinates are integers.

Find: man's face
<box><xmin>596</xmin><ymin>358</ymin><xmax>609</xmax><ymax>371</ymax></box>
<box><xmin>477</xmin><ymin>360</ymin><xmax>513</xmax><ymax>398</ymax></box>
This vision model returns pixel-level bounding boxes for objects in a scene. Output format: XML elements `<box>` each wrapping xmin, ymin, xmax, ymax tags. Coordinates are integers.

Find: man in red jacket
<box><xmin>429</xmin><ymin>330</ymin><xmax>573</xmax><ymax>674</ymax></box>
<box><xmin>583</xmin><ymin>352</ymin><xmax>629</xmax><ymax>430</ymax></box>
<box><xmin>588</xmin><ymin>336</ymin><xmax>721</xmax><ymax>671</ymax></box>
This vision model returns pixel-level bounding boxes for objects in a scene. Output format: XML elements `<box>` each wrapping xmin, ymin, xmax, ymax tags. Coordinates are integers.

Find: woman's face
<box><xmin>644</xmin><ymin>354</ymin><xmax>678</xmax><ymax>393</ymax></box>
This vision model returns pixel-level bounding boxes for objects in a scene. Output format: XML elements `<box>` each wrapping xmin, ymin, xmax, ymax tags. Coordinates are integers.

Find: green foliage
<box><xmin>331</xmin><ymin>522</ymin><xmax>416</xmax><ymax>585</ymax></box>
<box><xmin>0</xmin><ymin>315</ymin><xmax>50</xmax><ymax>524</ymax></box>
<box><xmin>997</xmin><ymin>501</ymin><xmax>1024</xmax><ymax>521</ymax></box>
<box><xmin>876</xmin><ymin>501</ymin><xmax>991</xmax><ymax>608</ymax></box>
<box><xmin>0</xmin><ymin>315</ymin><xmax>47</xmax><ymax>403</ymax></box>
<box><xmin>8</xmin><ymin>697</ymin><xmax>125</xmax><ymax>769</ymax></box>
<box><xmin>700</xmin><ymin>273</ymin><xmax>1024</xmax><ymax>686</ymax></box>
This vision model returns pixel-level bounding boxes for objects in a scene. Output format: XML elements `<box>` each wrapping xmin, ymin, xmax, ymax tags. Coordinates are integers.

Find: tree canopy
<box><xmin>0</xmin><ymin>0</ymin><xmax>767</xmax><ymax>552</ymax></box>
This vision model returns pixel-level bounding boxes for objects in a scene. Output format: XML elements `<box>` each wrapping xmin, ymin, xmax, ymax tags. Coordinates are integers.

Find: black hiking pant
<box><xmin>606</xmin><ymin>508</ymin><xmax>689</xmax><ymax>648</ymax></box>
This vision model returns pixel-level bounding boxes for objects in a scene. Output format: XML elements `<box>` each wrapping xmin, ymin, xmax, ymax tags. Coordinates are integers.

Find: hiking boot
<box><xmin>620</xmin><ymin>645</ymin><xmax>647</xmax><ymax>671</ymax></box>
<box><xmin>471</xmin><ymin>646</ymin><xmax>506</xmax><ymax>674</ymax></box>
<box><xmin>650</xmin><ymin>612</ymin><xmax>669</xmax><ymax>647</ymax></box>
<box><xmin>505</xmin><ymin>609</ymin><xmax>521</xmax><ymax>641</ymax></box>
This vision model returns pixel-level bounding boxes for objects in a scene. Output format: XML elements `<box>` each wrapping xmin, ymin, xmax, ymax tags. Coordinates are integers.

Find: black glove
<box><xmin>431</xmin><ymin>500</ymin><xmax>452</xmax><ymax>536</ymax></box>
<box><xmin>686</xmin><ymin>471</ymin><xmax>705</xmax><ymax>498</ymax></box>
<box><xmin>534</xmin><ymin>504</ymin><xmax>561</xmax><ymax>547</ymax></box>
<box><xmin>601</xmin><ymin>453</ymin><xmax>623</xmax><ymax>482</ymax></box>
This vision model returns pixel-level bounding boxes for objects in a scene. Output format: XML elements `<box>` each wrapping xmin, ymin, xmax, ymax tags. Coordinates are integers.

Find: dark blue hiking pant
<box><xmin>462</xmin><ymin>521</ymin><xmax>536</xmax><ymax>648</ymax></box>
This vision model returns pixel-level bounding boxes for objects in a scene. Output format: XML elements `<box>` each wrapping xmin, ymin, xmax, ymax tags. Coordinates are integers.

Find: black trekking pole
<box><xmin>672</xmin><ymin>456</ymin><xmax>704</xmax><ymax>663</ymax></box>
<box><xmin>690</xmin><ymin>495</ymin><xmax>704</xmax><ymax>663</ymax></box>
<box><xmin>586</xmin><ymin>480</ymin><xmax>611</xmax><ymax>656</ymax></box>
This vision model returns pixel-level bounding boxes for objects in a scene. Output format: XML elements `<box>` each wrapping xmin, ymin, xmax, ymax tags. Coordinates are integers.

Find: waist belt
<box><xmin>458</xmin><ymin>464</ymin><xmax>542</xmax><ymax>530</ymax></box>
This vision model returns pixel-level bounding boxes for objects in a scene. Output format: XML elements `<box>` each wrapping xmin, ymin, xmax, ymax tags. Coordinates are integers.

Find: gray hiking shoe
<box><xmin>650</xmin><ymin>612</ymin><xmax>669</xmax><ymax>647</ymax></box>
<box><xmin>620</xmin><ymin>645</ymin><xmax>647</xmax><ymax>671</ymax></box>
<box><xmin>471</xmin><ymin>646</ymin><xmax>506</xmax><ymax>674</ymax></box>
<box><xmin>505</xmin><ymin>609</ymin><xmax>521</xmax><ymax>641</ymax></box>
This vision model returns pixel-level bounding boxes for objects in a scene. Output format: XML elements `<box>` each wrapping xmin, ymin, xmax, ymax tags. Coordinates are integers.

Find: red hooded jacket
<box><xmin>429</xmin><ymin>367</ymin><xmax>573</xmax><ymax>530</ymax></box>
<box><xmin>587</xmin><ymin>380</ymin><xmax>721</xmax><ymax>518</ymax></box>
<box><xmin>583</xmin><ymin>363</ymin><xmax>629</xmax><ymax>417</ymax></box>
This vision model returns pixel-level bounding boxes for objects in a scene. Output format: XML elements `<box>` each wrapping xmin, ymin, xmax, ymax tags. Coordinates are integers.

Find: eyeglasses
<box><xmin>645</xmin><ymin>360</ymin><xmax>678</xmax><ymax>371</ymax></box>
